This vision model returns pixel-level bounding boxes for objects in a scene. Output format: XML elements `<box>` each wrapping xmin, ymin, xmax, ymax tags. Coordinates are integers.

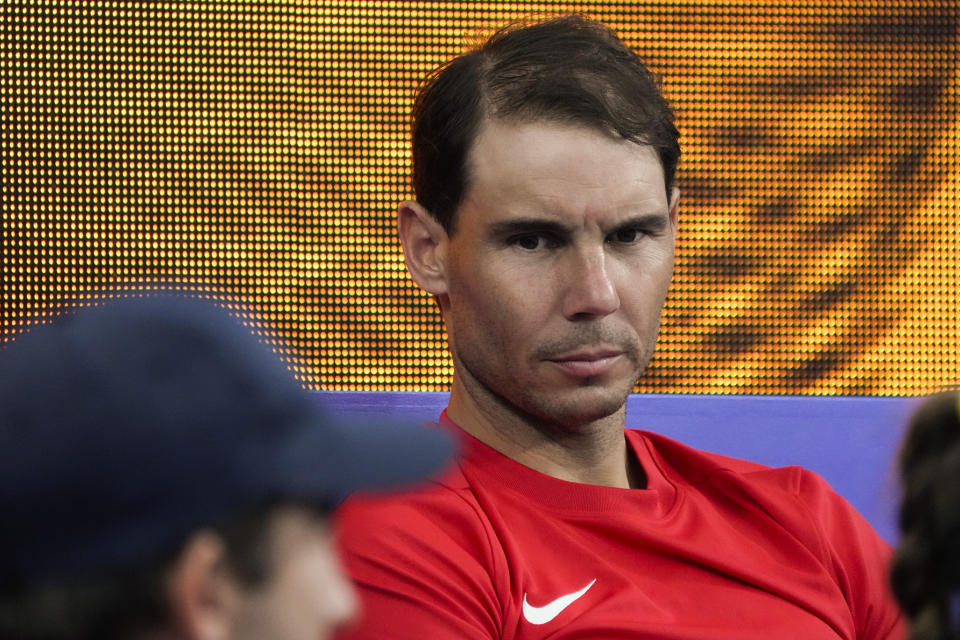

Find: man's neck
<box><xmin>447</xmin><ymin>380</ymin><xmax>646</xmax><ymax>489</ymax></box>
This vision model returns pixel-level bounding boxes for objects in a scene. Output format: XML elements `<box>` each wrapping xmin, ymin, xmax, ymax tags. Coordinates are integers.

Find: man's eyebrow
<box><xmin>487</xmin><ymin>218</ymin><xmax>573</xmax><ymax>238</ymax></box>
<box><xmin>613</xmin><ymin>212</ymin><xmax>670</xmax><ymax>232</ymax></box>
<box><xmin>488</xmin><ymin>212</ymin><xmax>670</xmax><ymax>238</ymax></box>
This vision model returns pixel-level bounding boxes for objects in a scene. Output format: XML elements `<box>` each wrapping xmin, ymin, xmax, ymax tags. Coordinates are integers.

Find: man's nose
<box><xmin>561</xmin><ymin>247</ymin><xmax>620</xmax><ymax>320</ymax></box>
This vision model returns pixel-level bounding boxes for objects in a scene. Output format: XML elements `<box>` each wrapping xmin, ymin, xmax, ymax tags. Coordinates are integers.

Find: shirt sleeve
<box><xmin>332</xmin><ymin>488</ymin><xmax>503</xmax><ymax>640</ymax></box>
<box><xmin>795</xmin><ymin>469</ymin><xmax>907</xmax><ymax>640</ymax></box>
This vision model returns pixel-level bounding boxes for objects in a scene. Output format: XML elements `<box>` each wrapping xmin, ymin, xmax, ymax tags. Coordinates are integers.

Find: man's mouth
<box><xmin>547</xmin><ymin>349</ymin><xmax>624</xmax><ymax>378</ymax></box>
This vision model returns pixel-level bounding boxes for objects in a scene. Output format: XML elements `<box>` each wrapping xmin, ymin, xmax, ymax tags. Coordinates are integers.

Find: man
<box><xmin>0</xmin><ymin>293</ymin><xmax>453</xmax><ymax>640</ymax></box>
<box><xmin>334</xmin><ymin>15</ymin><xmax>905</xmax><ymax>639</ymax></box>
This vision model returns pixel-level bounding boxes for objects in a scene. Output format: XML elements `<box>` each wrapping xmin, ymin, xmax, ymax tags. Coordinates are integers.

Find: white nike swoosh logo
<box><xmin>522</xmin><ymin>579</ymin><xmax>597</xmax><ymax>625</ymax></box>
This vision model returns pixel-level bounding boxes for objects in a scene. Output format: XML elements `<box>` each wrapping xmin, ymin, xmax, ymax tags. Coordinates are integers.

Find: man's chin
<box><xmin>522</xmin><ymin>386</ymin><xmax>630</xmax><ymax>430</ymax></box>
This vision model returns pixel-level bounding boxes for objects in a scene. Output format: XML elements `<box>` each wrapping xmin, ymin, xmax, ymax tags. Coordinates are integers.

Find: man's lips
<box><xmin>546</xmin><ymin>350</ymin><xmax>625</xmax><ymax>377</ymax></box>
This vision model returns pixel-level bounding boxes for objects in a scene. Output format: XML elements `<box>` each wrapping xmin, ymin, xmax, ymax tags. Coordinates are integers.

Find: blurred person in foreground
<box><xmin>334</xmin><ymin>14</ymin><xmax>905</xmax><ymax>639</ymax></box>
<box><xmin>891</xmin><ymin>390</ymin><xmax>960</xmax><ymax>640</ymax></box>
<box><xmin>0</xmin><ymin>293</ymin><xmax>453</xmax><ymax>640</ymax></box>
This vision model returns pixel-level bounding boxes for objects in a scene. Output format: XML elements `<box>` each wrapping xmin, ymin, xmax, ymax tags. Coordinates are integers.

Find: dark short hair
<box><xmin>0</xmin><ymin>502</ymin><xmax>290</xmax><ymax>640</ymax></box>
<box><xmin>411</xmin><ymin>14</ymin><xmax>680</xmax><ymax>234</ymax></box>
<box><xmin>890</xmin><ymin>390</ymin><xmax>960</xmax><ymax>640</ymax></box>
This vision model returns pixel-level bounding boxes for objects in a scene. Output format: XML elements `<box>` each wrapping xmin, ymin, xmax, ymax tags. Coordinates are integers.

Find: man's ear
<box><xmin>165</xmin><ymin>532</ymin><xmax>238</xmax><ymax>640</ymax></box>
<box><xmin>668</xmin><ymin>187</ymin><xmax>680</xmax><ymax>230</ymax></box>
<box><xmin>397</xmin><ymin>200</ymin><xmax>449</xmax><ymax>296</ymax></box>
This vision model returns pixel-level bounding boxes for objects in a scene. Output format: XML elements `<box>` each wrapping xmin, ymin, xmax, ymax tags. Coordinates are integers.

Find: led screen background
<box><xmin>3</xmin><ymin>1</ymin><xmax>958</xmax><ymax>395</ymax></box>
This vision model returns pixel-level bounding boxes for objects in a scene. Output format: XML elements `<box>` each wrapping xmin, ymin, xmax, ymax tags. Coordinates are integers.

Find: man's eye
<box><xmin>610</xmin><ymin>227</ymin><xmax>643</xmax><ymax>243</ymax></box>
<box><xmin>511</xmin><ymin>235</ymin><xmax>545</xmax><ymax>250</ymax></box>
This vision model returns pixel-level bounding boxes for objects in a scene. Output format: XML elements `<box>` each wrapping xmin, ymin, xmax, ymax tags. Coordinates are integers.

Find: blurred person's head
<box><xmin>891</xmin><ymin>390</ymin><xmax>960</xmax><ymax>640</ymax></box>
<box><xmin>0</xmin><ymin>294</ymin><xmax>453</xmax><ymax>640</ymax></box>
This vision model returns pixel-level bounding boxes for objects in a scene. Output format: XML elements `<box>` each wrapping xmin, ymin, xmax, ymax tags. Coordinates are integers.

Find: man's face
<box><xmin>230</xmin><ymin>506</ymin><xmax>357</xmax><ymax>640</ymax></box>
<box><xmin>437</xmin><ymin>119</ymin><xmax>678</xmax><ymax>429</ymax></box>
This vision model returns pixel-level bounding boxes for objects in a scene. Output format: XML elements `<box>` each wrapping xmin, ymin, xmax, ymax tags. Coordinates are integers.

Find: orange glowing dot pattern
<box><xmin>2</xmin><ymin>1</ymin><xmax>958</xmax><ymax>395</ymax></box>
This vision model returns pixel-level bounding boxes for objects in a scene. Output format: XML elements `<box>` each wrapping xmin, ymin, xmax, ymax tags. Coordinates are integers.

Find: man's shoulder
<box><xmin>633</xmin><ymin>429</ymin><xmax>808</xmax><ymax>491</ymax></box>
<box><xmin>334</xmin><ymin>461</ymin><xmax>493</xmax><ymax>549</ymax></box>
<box><xmin>334</xmin><ymin>462</ymin><xmax>508</xmax><ymax>615</ymax></box>
<box><xmin>634</xmin><ymin>428</ymin><xmax>876</xmax><ymax>543</ymax></box>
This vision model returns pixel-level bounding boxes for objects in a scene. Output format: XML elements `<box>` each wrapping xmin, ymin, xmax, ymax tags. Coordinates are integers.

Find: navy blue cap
<box><xmin>0</xmin><ymin>294</ymin><xmax>454</xmax><ymax>588</ymax></box>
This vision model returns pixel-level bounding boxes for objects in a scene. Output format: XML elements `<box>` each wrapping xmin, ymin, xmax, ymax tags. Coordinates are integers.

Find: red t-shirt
<box><xmin>335</xmin><ymin>412</ymin><xmax>905</xmax><ymax>639</ymax></box>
